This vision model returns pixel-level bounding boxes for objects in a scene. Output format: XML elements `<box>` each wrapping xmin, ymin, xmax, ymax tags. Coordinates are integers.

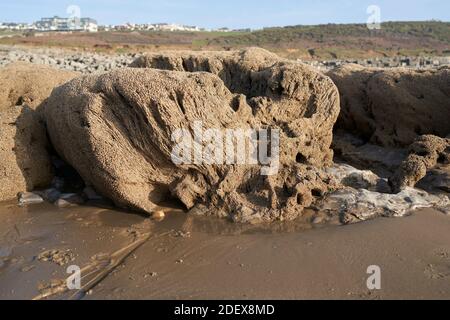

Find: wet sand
<box><xmin>0</xmin><ymin>201</ymin><xmax>449</xmax><ymax>300</ymax></box>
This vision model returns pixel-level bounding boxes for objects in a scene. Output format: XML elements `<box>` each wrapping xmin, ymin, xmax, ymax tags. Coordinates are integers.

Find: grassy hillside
<box><xmin>205</xmin><ymin>21</ymin><xmax>450</xmax><ymax>59</ymax></box>
<box><xmin>213</xmin><ymin>21</ymin><xmax>450</xmax><ymax>45</ymax></box>
<box><xmin>1</xmin><ymin>21</ymin><xmax>449</xmax><ymax>60</ymax></box>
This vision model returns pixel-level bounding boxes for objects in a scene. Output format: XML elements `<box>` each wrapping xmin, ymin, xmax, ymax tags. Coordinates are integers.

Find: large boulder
<box><xmin>0</xmin><ymin>63</ymin><xmax>78</xmax><ymax>201</ymax></box>
<box><xmin>328</xmin><ymin>65</ymin><xmax>450</xmax><ymax>147</ymax></box>
<box><xmin>44</xmin><ymin>54</ymin><xmax>340</xmax><ymax>222</ymax></box>
<box><xmin>0</xmin><ymin>106</ymin><xmax>53</xmax><ymax>201</ymax></box>
<box><xmin>131</xmin><ymin>47</ymin><xmax>339</xmax><ymax>167</ymax></box>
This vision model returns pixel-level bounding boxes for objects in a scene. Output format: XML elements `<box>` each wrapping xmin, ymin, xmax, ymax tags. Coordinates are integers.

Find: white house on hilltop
<box><xmin>35</xmin><ymin>16</ymin><xmax>98</xmax><ymax>32</ymax></box>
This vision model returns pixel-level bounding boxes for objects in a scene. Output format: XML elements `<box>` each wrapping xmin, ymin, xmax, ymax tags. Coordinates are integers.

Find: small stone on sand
<box><xmin>151</xmin><ymin>211</ymin><xmax>165</xmax><ymax>221</ymax></box>
<box><xmin>18</xmin><ymin>192</ymin><xmax>44</xmax><ymax>205</ymax></box>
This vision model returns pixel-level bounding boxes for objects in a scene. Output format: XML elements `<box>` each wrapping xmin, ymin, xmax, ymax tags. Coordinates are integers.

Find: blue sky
<box><xmin>0</xmin><ymin>0</ymin><xmax>449</xmax><ymax>29</ymax></box>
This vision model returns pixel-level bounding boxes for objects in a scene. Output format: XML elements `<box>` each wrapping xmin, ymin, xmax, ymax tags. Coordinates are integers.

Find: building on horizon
<box><xmin>0</xmin><ymin>22</ymin><xmax>33</xmax><ymax>30</ymax></box>
<box><xmin>35</xmin><ymin>16</ymin><xmax>98</xmax><ymax>32</ymax></box>
<box><xmin>101</xmin><ymin>22</ymin><xmax>204</xmax><ymax>32</ymax></box>
<box><xmin>0</xmin><ymin>18</ymin><xmax>251</xmax><ymax>34</ymax></box>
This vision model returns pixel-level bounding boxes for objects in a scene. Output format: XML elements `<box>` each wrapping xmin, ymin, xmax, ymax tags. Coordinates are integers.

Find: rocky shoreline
<box><xmin>0</xmin><ymin>46</ymin><xmax>449</xmax><ymax>225</ymax></box>
<box><xmin>2</xmin><ymin>45</ymin><xmax>449</xmax><ymax>74</ymax></box>
<box><xmin>0</xmin><ymin>45</ymin><xmax>135</xmax><ymax>73</ymax></box>
<box><xmin>302</xmin><ymin>55</ymin><xmax>450</xmax><ymax>72</ymax></box>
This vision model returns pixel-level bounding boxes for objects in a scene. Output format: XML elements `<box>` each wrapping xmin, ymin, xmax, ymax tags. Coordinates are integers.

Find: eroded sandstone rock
<box><xmin>390</xmin><ymin>135</ymin><xmax>450</xmax><ymax>193</ymax></box>
<box><xmin>44</xmin><ymin>52</ymin><xmax>340</xmax><ymax>222</ymax></box>
<box><xmin>0</xmin><ymin>62</ymin><xmax>78</xmax><ymax>111</ymax></box>
<box><xmin>0</xmin><ymin>107</ymin><xmax>54</xmax><ymax>201</ymax></box>
<box><xmin>0</xmin><ymin>63</ymin><xmax>77</xmax><ymax>201</ymax></box>
<box><xmin>131</xmin><ymin>48</ymin><xmax>339</xmax><ymax>167</ymax></box>
<box><xmin>328</xmin><ymin>65</ymin><xmax>450</xmax><ymax>147</ymax></box>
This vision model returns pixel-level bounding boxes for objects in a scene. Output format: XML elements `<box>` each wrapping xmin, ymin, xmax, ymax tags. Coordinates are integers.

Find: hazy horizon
<box><xmin>1</xmin><ymin>0</ymin><xmax>449</xmax><ymax>29</ymax></box>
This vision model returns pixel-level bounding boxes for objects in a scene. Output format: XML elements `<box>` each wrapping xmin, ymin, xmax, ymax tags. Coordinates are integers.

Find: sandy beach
<box><xmin>0</xmin><ymin>201</ymin><xmax>448</xmax><ymax>300</ymax></box>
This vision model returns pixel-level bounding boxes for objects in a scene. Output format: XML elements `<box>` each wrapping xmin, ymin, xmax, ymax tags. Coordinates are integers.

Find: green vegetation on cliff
<box><xmin>1</xmin><ymin>21</ymin><xmax>449</xmax><ymax>60</ymax></box>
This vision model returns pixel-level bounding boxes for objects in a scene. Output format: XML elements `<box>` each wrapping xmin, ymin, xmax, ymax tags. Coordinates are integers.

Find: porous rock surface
<box><xmin>0</xmin><ymin>63</ymin><xmax>78</xmax><ymax>201</ymax></box>
<box><xmin>44</xmin><ymin>49</ymin><xmax>340</xmax><ymax>223</ymax></box>
<box><xmin>328</xmin><ymin>64</ymin><xmax>450</xmax><ymax>147</ymax></box>
<box><xmin>0</xmin><ymin>62</ymin><xmax>78</xmax><ymax>111</ymax></box>
<box><xmin>131</xmin><ymin>48</ymin><xmax>339</xmax><ymax>167</ymax></box>
<box><xmin>390</xmin><ymin>135</ymin><xmax>450</xmax><ymax>193</ymax></box>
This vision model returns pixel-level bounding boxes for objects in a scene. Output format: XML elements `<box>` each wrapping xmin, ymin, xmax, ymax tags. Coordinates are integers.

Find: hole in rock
<box><xmin>438</xmin><ymin>154</ymin><xmax>448</xmax><ymax>164</ymax></box>
<box><xmin>175</xmin><ymin>91</ymin><xmax>186</xmax><ymax>115</ymax></box>
<box><xmin>414</xmin><ymin>150</ymin><xmax>429</xmax><ymax>157</ymax></box>
<box><xmin>283</xmin><ymin>184</ymin><xmax>294</xmax><ymax>197</ymax></box>
<box><xmin>45</xmin><ymin>140</ymin><xmax>86</xmax><ymax>194</ymax></box>
<box><xmin>50</xmin><ymin>155</ymin><xmax>85</xmax><ymax>193</ymax></box>
<box><xmin>296</xmin><ymin>153</ymin><xmax>308</xmax><ymax>164</ymax></box>
<box><xmin>231</xmin><ymin>96</ymin><xmax>241</xmax><ymax>112</ymax></box>
<box><xmin>304</xmin><ymin>95</ymin><xmax>317</xmax><ymax>118</ymax></box>
<box><xmin>297</xmin><ymin>194</ymin><xmax>303</xmax><ymax>205</ymax></box>
<box><xmin>15</xmin><ymin>96</ymin><xmax>24</xmax><ymax>106</ymax></box>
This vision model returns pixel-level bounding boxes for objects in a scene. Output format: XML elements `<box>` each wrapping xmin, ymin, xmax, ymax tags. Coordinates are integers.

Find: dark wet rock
<box><xmin>35</xmin><ymin>188</ymin><xmax>61</xmax><ymax>203</ymax></box>
<box><xmin>82</xmin><ymin>187</ymin><xmax>103</xmax><ymax>201</ymax></box>
<box><xmin>50</xmin><ymin>177</ymin><xmax>65</xmax><ymax>191</ymax></box>
<box><xmin>417</xmin><ymin>166</ymin><xmax>450</xmax><ymax>194</ymax></box>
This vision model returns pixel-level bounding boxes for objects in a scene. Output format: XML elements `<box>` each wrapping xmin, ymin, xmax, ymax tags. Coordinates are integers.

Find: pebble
<box><xmin>18</xmin><ymin>192</ymin><xmax>44</xmax><ymax>205</ymax></box>
<box><xmin>55</xmin><ymin>193</ymin><xmax>85</xmax><ymax>208</ymax></box>
<box><xmin>51</xmin><ymin>177</ymin><xmax>65</xmax><ymax>190</ymax></box>
<box><xmin>173</xmin><ymin>230</ymin><xmax>191</xmax><ymax>238</ymax></box>
<box><xmin>312</xmin><ymin>216</ymin><xmax>325</xmax><ymax>224</ymax></box>
<box><xmin>144</xmin><ymin>272</ymin><xmax>158</xmax><ymax>278</ymax></box>
<box><xmin>20</xmin><ymin>265</ymin><xmax>36</xmax><ymax>272</ymax></box>
<box><xmin>37</xmin><ymin>188</ymin><xmax>61</xmax><ymax>203</ymax></box>
<box><xmin>151</xmin><ymin>211</ymin><xmax>165</xmax><ymax>221</ymax></box>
